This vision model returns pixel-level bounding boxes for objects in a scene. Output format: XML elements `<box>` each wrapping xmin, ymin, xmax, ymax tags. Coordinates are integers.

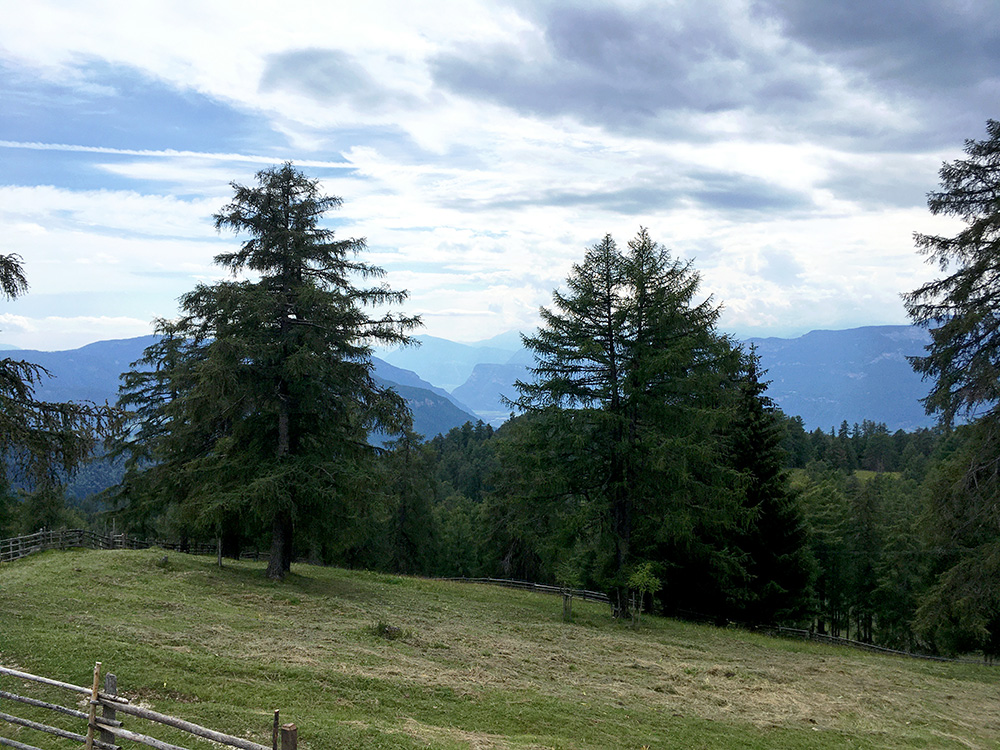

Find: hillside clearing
<box><xmin>1</xmin><ymin>549</ymin><xmax>997</xmax><ymax>749</ymax></box>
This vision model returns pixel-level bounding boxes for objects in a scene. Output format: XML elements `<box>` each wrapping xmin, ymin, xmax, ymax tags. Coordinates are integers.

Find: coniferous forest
<box><xmin>4</xmin><ymin>122</ymin><xmax>1000</xmax><ymax>661</ymax></box>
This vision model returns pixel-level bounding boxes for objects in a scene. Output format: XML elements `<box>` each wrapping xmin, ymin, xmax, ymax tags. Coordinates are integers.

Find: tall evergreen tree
<box><xmin>511</xmin><ymin>229</ymin><xmax>747</xmax><ymax>614</ymax></box>
<box><xmin>114</xmin><ymin>164</ymin><xmax>420</xmax><ymax>578</ymax></box>
<box><xmin>903</xmin><ymin>120</ymin><xmax>1000</xmax><ymax>656</ymax></box>
<box><xmin>728</xmin><ymin>351</ymin><xmax>814</xmax><ymax>624</ymax></box>
<box><xmin>382</xmin><ymin>429</ymin><xmax>438</xmax><ymax>575</ymax></box>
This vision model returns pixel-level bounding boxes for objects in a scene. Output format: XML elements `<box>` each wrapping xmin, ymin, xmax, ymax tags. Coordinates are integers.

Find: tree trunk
<box><xmin>269</xmin><ymin>366</ymin><xmax>293</xmax><ymax>579</ymax></box>
<box><xmin>610</xmin><ymin>447</ymin><xmax>631</xmax><ymax>617</ymax></box>
<box><xmin>266</xmin><ymin>512</ymin><xmax>292</xmax><ymax>580</ymax></box>
<box><xmin>220</xmin><ymin>516</ymin><xmax>242</xmax><ymax>560</ymax></box>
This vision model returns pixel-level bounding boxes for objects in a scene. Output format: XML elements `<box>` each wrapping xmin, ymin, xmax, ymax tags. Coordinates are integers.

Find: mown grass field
<box><xmin>1</xmin><ymin>548</ymin><xmax>997</xmax><ymax>749</ymax></box>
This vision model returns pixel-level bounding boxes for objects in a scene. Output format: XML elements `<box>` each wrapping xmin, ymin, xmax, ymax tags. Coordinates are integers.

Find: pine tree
<box><xmin>115</xmin><ymin>164</ymin><xmax>419</xmax><ymax>578</ymax></box>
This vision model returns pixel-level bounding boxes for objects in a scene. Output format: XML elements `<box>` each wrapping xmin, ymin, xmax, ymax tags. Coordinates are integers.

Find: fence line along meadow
<box><xmin>0</xmin><ymin>663</ymin><xmax>297</xmax><ymax>750</ymax></box>
<box><xmin>0</xmin><ymin>529</ymin><xmax>219</xmax><ymax>564</ymax></box>
<box><xmin>438</xmin><ymin>577</ymin><xmax>611</xmax><ymax>603</ymax></box>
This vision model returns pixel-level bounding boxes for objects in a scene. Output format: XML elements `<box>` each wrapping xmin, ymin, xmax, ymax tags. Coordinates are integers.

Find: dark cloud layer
<box><xmin>762</xmin><ymin>0</ymin><xmax>999</xmax><ymax>87</ymax></box>
<box><xmin>432</xmin><ymin>1</ymin><xmax>998</xmax><ymax>150</ymax></box>
<box><xmin>432</xmin><ymin>3</ymin><xmax>815</xmax><ymax>137</ymax></box>
<box><xmin>756</xmin><ymin>0</ymin><xmax>1000</xmax><ymax>147</ymax></box>
<box><xmin>445</xmin><ymin>169</ymin><xmax>810</xmax><ymax>216</ymax></box>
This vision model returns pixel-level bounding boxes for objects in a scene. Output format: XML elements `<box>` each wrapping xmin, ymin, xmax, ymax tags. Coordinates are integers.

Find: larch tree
<box><xmin>904</xmin><ymin>120</ymin><xmax>1000</xmax><ymax>657</ymax></box>
<box><xmin>509</xmin><ymin>229</ymin><xmax>749</xmax><ymax>615</ymax></box>
<box><xmin>114</xmin><ymin>164</ymin><xmax>420</xmax><ymax>578</ymax></box>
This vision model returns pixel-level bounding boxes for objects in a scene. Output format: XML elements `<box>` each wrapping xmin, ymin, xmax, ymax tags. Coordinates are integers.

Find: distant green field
<box><xmin>1</xmin><ymin>549</ymin><xmax>997</xmax><ymax>749</ymax></box>
<box><xmin>788</xmin><ymin>468</ymin><xmax>904</xmax><ymax>486</ymax></box>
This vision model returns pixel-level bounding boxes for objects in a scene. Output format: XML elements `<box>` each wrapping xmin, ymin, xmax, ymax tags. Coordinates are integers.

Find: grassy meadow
<box><xmin>1</xmin><ymin>548</ymin><xmax>998</xmax><ymax>749</ymax></box>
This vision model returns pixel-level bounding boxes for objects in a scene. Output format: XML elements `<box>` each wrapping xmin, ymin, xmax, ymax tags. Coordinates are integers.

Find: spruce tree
<box><xmin>728</xmin><ymin>351</ymin><xmax>814</xmax><ymax>625</ymax></box>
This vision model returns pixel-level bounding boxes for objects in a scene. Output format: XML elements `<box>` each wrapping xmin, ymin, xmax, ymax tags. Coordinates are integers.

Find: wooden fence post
<box><xmin>100</xmin><ymin>672</ymin><xmax>117</xmax><ymax>746</ymax></box>
<box><xmin>280</xmin><ymin>723</ymin><xmax>297</xmax><ymax>750</ymax></box>
<box><xmin>272</xmin><ymin>710</ymin><xmax>279</xmax><ymax>750</ymax></box>
<box><xmin>84</xmin><ymin>661</ymin><xmax>101</xmax><ymax>750</ymax></box>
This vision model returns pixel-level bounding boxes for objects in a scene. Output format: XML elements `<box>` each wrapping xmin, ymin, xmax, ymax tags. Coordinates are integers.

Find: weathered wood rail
<box><xmin>0</xmin><ymin>663</ymin><xmax>297</xmax><ymax>750</ymax></box>
<box><xmin>0</xmin><ymin>530</ymin><xmax>217</xmax><ymax>564</ymax></box>
<box><xmin>439</xmin><ymin>576</ymin><xmax>611</xmax><ymax>604</ymax></box>
<box><xmin>446</xmin><ymin>578</ymin><xmax>996</xmax><ymax>665</ymax></box>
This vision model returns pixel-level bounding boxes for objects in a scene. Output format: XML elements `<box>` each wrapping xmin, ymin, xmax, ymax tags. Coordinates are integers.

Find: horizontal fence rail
<box><xmin>0</xmin><ymin>664</ymin><xmax>295</xmax><ymax>750</ymax></box>
<box><xmin>446</xmin><ymin>577</ymin><xmax>995</xmax><ymax>666</ymax></box>
<box><xmin>439</xmin><ymin>577</ymin><xmax>611</xmax><ymax>604</ymax></box>
<box><xmin>757</xmin><ymin>625</ymin><xmax>984</xmax><ymax>663</ymax></box>
<box><xmin>0</xmin><ymin>529</ymin><xmax>219</xmax><ymax>564</ymax></box>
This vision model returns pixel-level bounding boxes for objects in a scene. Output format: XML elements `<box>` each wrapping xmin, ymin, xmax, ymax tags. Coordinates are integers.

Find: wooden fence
<box><xmin>0</xmin><ymin>663</ymin><xmax>297</xmax><ymax>750</ymax></box>
<box><xmin>446</xmin><ymin>578</ymin><xmax>997</xmax><ymax>665</ymax></box>
<box><xmin>439</xmin><ymin>576</ymin><xmax>610</xmax><ymax>604</ymax></box>
<box><xmin>0</xmin><ymin>530</ymin><xmax>217</xmax><ymax>565</ymax></box>
<box><xmin>757</xmin><ymin>625</ymin><xmax>988</xmax><ymax>663</ymax></box>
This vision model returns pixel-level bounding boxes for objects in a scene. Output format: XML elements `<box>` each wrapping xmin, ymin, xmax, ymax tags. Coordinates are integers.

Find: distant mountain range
<box><xmin>2</xmin><ymin>324</ymin><xmax>938</xmax><ymax>437</ymax></box>
<box><xmin>745</xmin><ymin>325</ymin><xmax>934</xmax><ymax>432</ymax></box>
<box><xmin>2</xmin><ymin>337</ymin><xmax>480</xmax><ymax>442</ymax></box>
<box><xmin>381</xmin><ymin>325</ymin><xmax>938</xmax><ymax>432</ymax></box>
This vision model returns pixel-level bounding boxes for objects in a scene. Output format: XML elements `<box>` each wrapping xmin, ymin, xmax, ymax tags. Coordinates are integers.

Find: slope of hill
<box><xmin>3</xmin><ymin>336</ymin><xmax>159</xmax><ymax>403</ymax></box>
<box><xmin>371</xmin><ymin>377</ymin><xmax>479</xmax><ymax>442</ymax></box>
<box><xmin>2</xmin><ymin>548</ymin><xmax>996</xmax><ymax>749</ymax></box>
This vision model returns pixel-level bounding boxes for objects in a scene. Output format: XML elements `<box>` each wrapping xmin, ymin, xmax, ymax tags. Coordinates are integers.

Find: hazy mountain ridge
<box><xmin>745</xmin><ymin>325</ymin><xmax>934</xmax><ymax>431</ymax></box>
<box><xmin>386</xmin><ymin>325</ymin><xmax>937</xmax><ymax>432</ymax></box>
<box><xmin>2</xmin><ymin>324</ymin><xmax>938</xmax><ymax>434</ymax></box>
<box><xmin>450</xmin><ymin>362</ymin><xmax>528</xmax><ymax>424</ymax></box>
<box><xmin>379</xmin><ymin>334</ymin><xmax>520</xmax><ymax>391</ymax></box>
<box><xmin>4</xmin><ymin>336</ymin><xmax>479</xmax><ymax>441</ymax></box>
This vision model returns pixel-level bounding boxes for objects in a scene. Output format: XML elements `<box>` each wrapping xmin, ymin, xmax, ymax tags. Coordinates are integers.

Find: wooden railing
<box><xmin>0</xmin><ymin>530</ymin><xmax>217</xmax><ymax>564</ymax></box>
<box><xmin>439</xmin><ymin>576</ymin><xmax>610</xmax><ymax>603</ymax></box>
<box><xmin>0</xmin><ymin>663</ymin><xmax>297</xmax><ymax>750</ymax></box>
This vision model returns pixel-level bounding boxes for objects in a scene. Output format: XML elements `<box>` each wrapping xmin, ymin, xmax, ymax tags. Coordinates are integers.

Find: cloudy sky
<box><xmin>1</xmin><ymin>0</ymin><xmax>996</xmax><ymax>351</ymax></box>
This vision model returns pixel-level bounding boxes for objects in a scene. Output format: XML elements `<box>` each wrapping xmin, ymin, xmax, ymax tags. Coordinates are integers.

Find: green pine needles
<box><xmin>111</xmin><ymin>164</ymin><xmax>421</xmax><ymax>579</ymax></box>
<box><xmin>501</xmin><ymin>229</ymin><xmax>811</xmax><ymax>622</ymax></box>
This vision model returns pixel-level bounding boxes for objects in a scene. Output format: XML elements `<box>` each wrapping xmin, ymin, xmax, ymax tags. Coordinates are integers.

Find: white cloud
<box><xmin>0</xmin><ymin>0</ymin><xmax>989</xmax><ymax>352</ymax></box>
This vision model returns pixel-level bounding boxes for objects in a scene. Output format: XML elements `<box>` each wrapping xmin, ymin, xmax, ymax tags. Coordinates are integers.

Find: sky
<box><xmin>0</xmin><ymin>0</ymin><xmax>996</xmax><ymax>352</ymax></box>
